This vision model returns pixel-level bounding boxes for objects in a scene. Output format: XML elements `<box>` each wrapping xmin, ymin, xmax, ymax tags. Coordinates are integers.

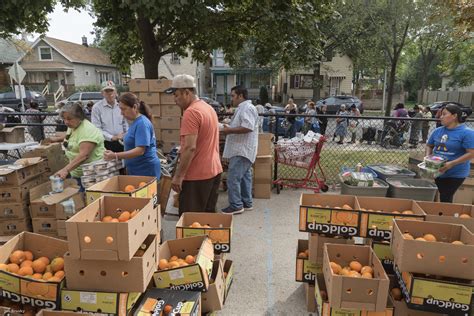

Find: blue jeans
<box><xmin>227</xmin><ymin>156</ymin><xmax>253</xmax><ymax>209</ymax></box>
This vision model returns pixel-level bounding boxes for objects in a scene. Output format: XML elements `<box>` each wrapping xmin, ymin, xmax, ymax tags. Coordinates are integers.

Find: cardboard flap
<box><xmin>31</xmin><ymin>179</ymin><xmax>79</xmax><ymax>204</ymax></box>
<box><xmin>0</xmin><ymin>126</ymin><xmax>25</xmax><ymax>133</ymax></box>
<box><xmin>15</xmin><ymin>157</ymin><xmax>43</xmax><ymax>165</ymax></box>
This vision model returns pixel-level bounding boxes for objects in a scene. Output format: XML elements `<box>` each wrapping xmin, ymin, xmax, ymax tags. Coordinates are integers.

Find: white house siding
<box><xmin>73</xmin><ymin>64</ymin><xmax>120</xmax><ymax>87</ymax></box>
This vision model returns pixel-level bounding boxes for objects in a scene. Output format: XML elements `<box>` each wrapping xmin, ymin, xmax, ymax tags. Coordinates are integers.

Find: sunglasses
<box><xmin>63</xmin><ymin>134</ymin><xmax>71</xmax><ymax>149</ymax></box>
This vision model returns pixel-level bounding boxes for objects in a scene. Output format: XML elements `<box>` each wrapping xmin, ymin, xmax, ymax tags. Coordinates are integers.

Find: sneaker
<box><xmin>221</xmin><ymin>206</ymin><xmax>244</xmax><ymax>214</ymax></box>
<box><xmin>244</xmin><ymin>205</ymin><xmax>254</xmax><ymax>211</ymax></box>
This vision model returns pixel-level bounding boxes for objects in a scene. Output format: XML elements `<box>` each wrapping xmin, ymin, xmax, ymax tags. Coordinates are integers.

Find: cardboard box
<box><xmin>22</xmin><ymin>142</ymin><xmax>67</xmax><ymax>174</ymax></box>
<box><xmin>150</xmin><ymin>104</ymin><xmax>161</xmax><ymax>117</ymax></box>
<box><xmin>305</xmin><ymin>283</ymin><xmax>316</xmax><ymax>312</ymax></box>
<box><xmin>315</xmin><ymin>274</ymin><xmax>394</xmax><ymax>316</ymax></box>
<box><xmin>394</xmin><ymin>265</ymin><xmax>473</xmax><ymax>315</ymax></box>
<box><xmin>257</xmin><ymin>133</ymin><xmax>274</xmax><ymax>156</ymax></box>
<box><xmin>60</xmin><ymin>289</ymin><xmax>141</xmax><ymax>315</ymax></box>
<box><xmin>0</xmin><ymin>218</ymin><xmax>31</xmax><ymax>235</ymax></box>
<box><xmin>392</xmin><ymin>296</ymin><xmax>448</xmax><ymax>316</ymax></box>
<box><xmin>161</xmin><ymin>129</ymin><xmax>180</xmax><ymax>142</ymax></box>
<box><xmin>154</xmin><ymin>116</ymin><xmax>181</xmax><ymax>130</ymax></box>
<box><xmin>56</xmin><ymin>219</ymin><xmax>66</xmax><ymax>237</ymax></box>
<box><xmin>308</xmin><ymin>234</ymin><xmax>356</xmax><ymax>264</ymax></box>
<box><xmin>299</xmin><ymin>194</ymin><xmax>361</xmax><ymax>237</ymax></box>
<box><xmin>66</xmin><ymin>195</ymin><xmax>156</xmax><ymax>261</ymax></box>
<box><xmin>0</xmin><ymin>158</ymin><xmax>47</xmax><ymax>186</ymax></box>
<box><xmin>0</xmin><ymin>202</ymin><xmax>29</xmax><ymax>220</ymax></box>
<box><xmin>154</xmin><ymin>127</ymin><xmax>162</xmax><ymax>141</ymax></box>
<box><xmin>202</xmin><ymin>260</ymin><xmax>225</xmax><ymax>313</ymax></box>
<box><xmin>161</xmin><ymin>104</ymin><xmax>182</xmax><ymax>117</ymax></box>
<box><xmin>132</xmin><ymin>288</ymin><xmax>201</xmax><ymax>316</ymax></box>
<box><xmin>0</xmin><ymin>175</ymin><xmax>45</xmax><ymax>203</ymax></box>
<box><xmin>161</xmin><ymin>141</ymin><xmax>179</xmax><ymax>153</ymax></box>
<box><xmin>160</xmin><ymin>93</ymin><xmax>175</xmax><ymax>105</ymax></box>
<box><xmin>148</xmin><ymin>79</ymin><xmax>172</xmax><ymax>92</ymax></box>
<box><xmin>85</xmin><ymin>175</ymin><xmax>158</xmax><ymax>208</ymax></box>
<box><xmin>32</xmin><ymin>217</ymin><xmax>58</xmax><ymax>235</ymax></box>
<box><xmin>0</xmin><ymin>126</ymin><xmax>25</xmax><ymax>143</ymax></box>
<box><xmin>128</xmin><ymin>79</ymin><xmax>149</xmax><ymax>92</ymax></box>
<box><xmin>158</xmin><ymin>175</ymin><xmax>172</xmax><ymax>215</ymax></box>
<box><xmin>357</xmin><ymin>197</ymin><xmax>425</xmax><ymax>241</ymax></box>
<box><xmin>140</xmin><ymin>92</ymin><xmax>160</xmax><ymax>105</ymax></box>
<box><xmin>153</xmin><ymin>235</ymin><xmax>214</xmax><ymax>291</ymax></box>
<box><xmin>296</xmin><ymin>239</ymin><xmax>318</xmax><ymax>282</ymax></box>
<box><xmin>453</xmin><ymin>177</ymin><xmax>474</xmax><ymax>204</ymax></box>
<box><xmin>371</xmin><ymin>240</ymin><xmax>394</xmax><ymax>275</ymax></box>
<box><xmin>253</xmin><ymin>183</ymin><xmax>272</xmax><ymax>199</ymax></box>
<box><xmin>29</xmin><ymin>179</ymin><xmax>84</xmax><ymax>219</ymax></box>
<box><xmin>416</xmin><ymin>200</ymin><xmax>474</xmax><ymax>233</ymax></box>
<box><xmin>223</xmin><ymin>260</ymin><xmax>233</xmax><ymax>303</ymax></box>
<box><xmin>323</xmin><ymin>244</ymin><xmax>390</xmax><ymax>312</ymax></box>
<box><xmin>64</xmin><ymin>234</ymin><xmax>157</xmax><ymax>292</ymax></box>
<box><xmin>0</xmin><ymin>232</ymin><xmax>68</xmax><ymax>310</ymax></box>
<box><xmin>254</xmin><ymin>155</ymin><xmax>272</xmax><ymax>180</ymax></box>
<box><xmin>391</xmin><ymin>219</ymin><xmax>474</xmax><ymax>280</ymax></box>
<box><xmin>176</xmin><ymin>212</ymin><xmax>233</xmax><ymax>253</ymax></box>
<box><xmin>36</xmin><ymin>311</ymin><xmax>90</xmax><ymax>316</ymax></box>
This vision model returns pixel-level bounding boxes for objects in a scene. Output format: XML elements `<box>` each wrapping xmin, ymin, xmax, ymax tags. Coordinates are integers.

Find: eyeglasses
<box><xmin>63</xmin><ymin>134</ymin><xmax>71</xmax><ymax>149</ymax></box>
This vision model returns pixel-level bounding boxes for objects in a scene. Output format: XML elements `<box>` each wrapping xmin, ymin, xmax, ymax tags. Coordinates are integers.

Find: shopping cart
<box><xmin>273</xmin><ymin>136</ymin><xmax>328</xmax><ymax>193</ymax></box>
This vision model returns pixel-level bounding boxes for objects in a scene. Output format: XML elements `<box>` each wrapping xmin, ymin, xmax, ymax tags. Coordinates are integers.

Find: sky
<box><xmin>31</xmin><ymin>4</ymin><xmax>96</xmax><ymax>44</ymax></box>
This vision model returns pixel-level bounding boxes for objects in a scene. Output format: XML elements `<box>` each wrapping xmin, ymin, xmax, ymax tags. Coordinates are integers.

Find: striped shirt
<box><xmin>223</xmin><ymin>100</ymin><xmax>259</xmax><ymax>163</ymax></box>
<box><xmin>91</xmin><ymin>98</ymin><xmax>128</xmax><ymax>141</ymax></box>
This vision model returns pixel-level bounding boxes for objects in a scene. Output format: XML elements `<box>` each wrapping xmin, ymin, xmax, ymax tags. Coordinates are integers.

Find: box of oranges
<box><xmin>65</xmin><ymin>195</ymin><xmax>157</xmax><ymax>261</ymax></box>
<box><xmin>223</xmin><ymin>259</ymin><xmax>233</xmax><ymax>303</ymax></box>
<box><xmin>393</xmin><ymin>265</ymin><xmax>473</xmax><ymax>315</ymax></box>
<box><xmin>357</xmin><ymin>197</ymin><xmax>426</xmax><ymax>241</ymax></box>
<box><xmin>132</xmin><ymin>288</ymin><xmax>201</xmax><ymax>316</ymax></box>
<box><xmin>154</xmin><ymin>235</ymin><xmax>214</xmax><ymax>292</ymax></box>
<box><xmin>60</xmin><ymin>288</ymin><xmax>141</xmax><ymax>315</ymax></box>
<box><xmin>370</xmin><ymin>240</ymin><xmax>394</xmax><ymax>275</ymax></box>
<box><xmin>0</xmin><ymin>232</ymin><xmax>68</xmax><ymax>310</ymax></box>
<box><xmin>176</xmin><ymin>212</ymin><xmax>233</xmax><ymax>253</ymax></box>
<box><xmin>85</xmin><ymin>175</ymin><xmax>158</xmax><ymax>208</ymax></box>
<box><xmin>295</xmin><ymin>239</ymin><xmax>318</xmax><ymax>283</ymax></box>
<box><xmin>308</xmin><ymin>233</ymin><xmax>358</xmax><ymax>264</ymax></box>
<box><xmin>299</xmin><ymin>193</ymin><xmax>362</xmax><ymax>237</ymax></box>
<box><xmin>202</xmin><ymin>259</ymin><xmax>226</xmax><ymax>313</ymax></box>
<box><xmin>64</xmin><ymin>234</ymin><xmax>157</xmax><ymax>292</ymax></box>
<box><xmin>416</xmin><ymin>200</ymin><xmax>473</xmax><ymax>233</ymax></box>
<box><xmin>323</xmin><ymin>244</ymin><xmax>390</xmax><ymax>312</ymax></box>
<box><xmin>391</xmin><ymin>219</ymin><xmax>474</xmax><ymax>280</ymax></box>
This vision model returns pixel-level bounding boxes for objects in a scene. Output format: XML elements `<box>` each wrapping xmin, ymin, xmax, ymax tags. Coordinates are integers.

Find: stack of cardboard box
<box><xmin>0</xmin><ymin>158</ymin><xmax>48</xmax><ymax>237</ymax></box>
<box><xmin>129</xmin><ymin>78</ymin><xmax>181</xmax><ymax>153</ymax></box>
<box><xmin>22</xmin><ymin>142</ymin><xmax>68</xmax><ymax>176</ymax></box>
<box><xmin>29</xmin><ymin>179</ymin><xmax>85</xmax><ymax>238</ymax></box>
<box><xmin>253</xmin><ymin>133</ymin><xmax>274</xmax><ymax>199</ymax></box>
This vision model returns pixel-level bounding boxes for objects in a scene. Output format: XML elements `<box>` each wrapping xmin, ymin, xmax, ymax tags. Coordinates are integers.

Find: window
<box><xmin>82</xmin><ymin>93</ymin><xmax>102</xmax><ymax>100</ymax></box>
<box><xmin>170</xmin><ymin>53</ymin><xmax>180</xmax><ymax>64</ymax></box>
<box><xmin>38</xmin><ymin>47</ymin><xmax>52</xmax><ymax>61</ymax></box>
<box><xmin>99</xmin><ymin>72</ymin><xmax>109</xmax><ymax>83</ymax></box>
<box><xmin>290</xmin><ymin>74</ymin><xmax>321</xmax><ymax>89</ymax></box>
<box><xmin>85</xmin><ymin>71</ymin><xmax>89</xmax><ymax>76</ymax></box>
<box><xmin>68</xmin><ymin>93</ymin><xmax>80</xmax><ymax>101</ymax></box>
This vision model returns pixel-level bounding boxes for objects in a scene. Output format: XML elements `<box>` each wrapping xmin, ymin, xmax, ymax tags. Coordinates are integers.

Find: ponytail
<box><xmin>119</xmin><ymin>92</ymin><xmax>152</xmax><ymax>121</ymax></box>
<box><xmin>138</xmin><ymin>101</ymin><xmax>152</xmax><ymax>121</ymax></box>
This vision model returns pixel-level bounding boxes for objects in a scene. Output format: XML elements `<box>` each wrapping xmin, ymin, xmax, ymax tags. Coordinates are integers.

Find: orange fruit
<box><xmin>118</xmin><ymin>211</ymin><xmax>131</xmax><ymax>222</ymax></box>
<box><xmin>362</xmin><ymin>272</ymin><xmax>373</xmax><ymax>279</ymax></box>
<box><xmin>7</xmin><ymin>263</ymin><xmax>19</xmax><ymax>273</ymax></box>
<box><xmin>169</xmin><ymin>256</ymin><xmax>179</xmax><ymax>262</ymax></box>
<box><xmin>163</xmin><ymin>305</ymin><xmax>172</xmax><ymax>314</ymax></box>
<box><xmin>54</xmin><ymin>271</ymin><xmax>65</xmax><ymax>279</ymax></box>
<box><xmin>159</xmin><ymin>259</ymin><xmax>169</xmax><ymax>270</ymax></box>
<box><xmin>340</xmin><ymin>267</ymin><xmax>351</xmax><ymax>276</ymax></box>
<box><xmin>423</xmin><ymin>234</ymin><xmax>437</xmax><ymax>242</ymax></box>
<box><xmin>415</xmin><ymin>237</ymin><xmax>426</xmax><ymax>241</ymax></box>
<box><xmin>9</xmin><ymin>250</ymin><xmax>25</xmax><ymax>264</ymax></box>
<box><xmin>32</xmin><ymin>259</ymin><xmax>47</xmax><ymax>274</ymax></box>
<box><xmin>330</xmin><ymin>262</ymin><xmax>342</xmax><ymax>274</ymax></box>
<box><xmin>20</xmin><ymin>260</ymin><xmax>33</xmax><ymax>268</ymax></box>
<box><xmin>402</xmin><ymin>210</ymin><xmax>414</xmax><ymax>214</ymax></box>
<box><xmin>361</xmin><ymin>266</ymin><xmax>373</xmax><ymax>275</ymax></box>
<box><xmin>179</xmin><ymin>262</ymin><xmax>189</xmax><ymax>267</ymax></box>
<box><xmin>37</xmin><ymin>256</ymin><xmax>50</xmax><ymax>265</ymax></box>
<box><xmin>348</xmin><ymin>271</ymin><xmax>361</xmax><ymax>278</ymax></box>
<box><xmin>138</xmin><ymin>182</ymin><xmax>147</xmax><ymax>188</ymax></box>
<box><xmin>51</xmin><ymin>258</ymin><xmax>64</xmax><ymax>273</ymax></box>
<box><xmin>459</xmin><ymin>214</ymin><xmax>471</xmax><ymax>219</ymax></box>
<box><xmin>168</xmin><ymin>261</ymin><xmax>180</xmax><ymax>269</ymax></box>
<box><xmin>391</xmin><ymin>288</ymin><xmax>403</xmax><ymax>301</ymax></box>
<box><xmin>402</xmin><ymin>233</ymin><xmax>414</xmax><ymax>240</ymax></box>
<box><xmin>452</xmin><ymin>240</ymin><xmax>464</xmax><ymax>245</ymax></box>
<box><xmin>48</xmin><ymin>276</ymin><xmax>61</xmax><ymax>282</ymax></box>
<box><xmin>349</xmin><ymin>261</ymin><xmax>362</xmax><ymax>272</ymax></box>
<box><xmin>298</xmin><ymin>252</ymin><xmax>307</xmax><ymax>259</ymax></box>
<box><xmin>190</xmin><ymin>222</ymin><xmax>201</xmax><ymax>228</ymax></box>
<box><xmin>185</xmin><ymin>255</ymin><xmax>195</xmax><ymax>264</ymax></box>
<box><xmin>392</xmin><ymin>210</ymin><xmax>400</xmax><ymax>214</ymax></box>
<box><xmin>32</xmin><ymin>273</ymin><xmax>43</xmax><ymax>279</ymax></box>
<box><xmin>42</xmin><ymin>272</ymin><xmax>53</xmax><ymax>280</ymax></box>
<box><xmin>23</xmin><ymin>251</ymin><xmax>34</xmax><ymax>261</ymax></box>
<box><xmin>342</xmin><ymin>204</ymin><xmax>353</xmax><ymax>210</ymax></box>
<box><xmin>124</xmin><ymin>185</ymin><xmax>136</xmax><ymax>192</ymax></box>
<box><xmin>18</xmin><ymin>266</ymin><xmax>34</xmax><ymax>276</ymax></box>
<box><xmin>0</xmin><ymin>263</ymin><xmax>8</xmax><ymax>271</ymax></box>
<box><xmin>102</xmin><ymin>216</ymin><xmax>113</xmax><ymax>223</ymax></box>
<box><xmin>45</xmin><ymin>265</ymin><xmax>52</xmax><ymax>273</ymax></box>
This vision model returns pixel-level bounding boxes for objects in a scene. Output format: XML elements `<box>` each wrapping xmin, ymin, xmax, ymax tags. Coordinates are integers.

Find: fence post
<box><xmin>272</xmin><ymin>112</ymin><xmax>279</xmax><ymax>187</ymax></box>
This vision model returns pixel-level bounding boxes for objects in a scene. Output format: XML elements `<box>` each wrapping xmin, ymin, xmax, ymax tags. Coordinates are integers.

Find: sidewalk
<box><xmin>162</xmin><ymin>188</ymin><xmax>315</xmax><ymax>315</ymax></box>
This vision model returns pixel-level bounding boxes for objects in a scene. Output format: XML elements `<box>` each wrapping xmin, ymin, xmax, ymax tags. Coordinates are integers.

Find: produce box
<box><xmin>0</xmin><ymin>202</ymin><xmax>29</xmax><ymax>220</ymax></box>
<box><xmin>305</xmin><ymin>283</ymin><xmax>316</xmax><ymax>313</ymax></box>
<box><xmin>66</xmin><ymin>196</ymin><xmax>156</xmax><ymax>261</ymax></box>
<box><xmin>394</xmin><ymin>265</ymin><xmax>473</xmax><ymax>315</ymax></box>
<box><xmin>0</xmin><ymin>232</ymin><xmax>68</xmax><ymax>310</ymax></box>
<box><xmin>36</xmin><ymin>311</ymin><xmax>89</xmax><ymax>316</ymax></box>
<box><xmin>32</xmin><ymin>217</ymin><xmax>59</xmax><ymax>236</ymax></box>
<box><xmin>0</xmin><ymin>218</ymin><xmax>31</xmax><ymax>235</ymax></box>
<box><xmin>308</xmin><ymin>234</ymin><xmax>356</xmax><ymax>265</ymax></box>
<box><xmin>257</xmin><ymin>133</ymin><xmax>274</xmax><ymax>156</ymax></box>
<box><xmin>128</xmin><ymin>79</ymin><xmax>149</xmax><ymax>92</ymax></box>
<box><xmin>132</xmin><ymin>288</ymin><xmax>201</xmax><ymax>316</ymax></box>
<box><xmin>371</xmin><ymin>241</ymin><xmax>394</xmax><ymax>275</ymax></box>
<box><xmin>202</xmin><ymin>259</ymin><xmax>225</xmax><ymax>313</ymax></box>
<box><xmin>148</xmin><ymin>79</ymin><xmax>172</xmax><ymax>92</ymax></box>
<box><xmin>0</xmin><ymin>175</ymin><xmax>45</xmax><ymax>203</ymax></box>
<box><xmin>391</xmin><ymin>219</ymin><xmax>474</xmax><ymax>280</ymax></box>
<box><xmin>0</xmin><ymin>158</ymin><xmax>47</xmax><ymax>186</ymax></box>
<box><xmin>22</xmin><ymin>142</ymin><xmax>68</xmax><ymax>175</ymax></box>
<box><xmin>176</xmin><ymin>212</ymin><xmax>233</xmax><ymax>253</ymax></box>
<box><xmin>322</xmin><ymin>244</ymin><xmax>389</xmax><ymax>312</ymax></box>
<box><xmin>223</xmin><ymin>260</ymin><xmax>233</xmax><ymax>303</ymax></box>
<box><xmin>295</xmin><ymin>239</ymin><xmax>317</xmax><ymax>283</ymax></box>
<box><xmin>153</xmin><ymin>235</ymin><xmax>214</xmax><ymax>292</ymax></box>
<box><xmin>416</xmin><ymin>200</ymin><xmax>474</xmax><ymax>233</ymax></box>
<box><xmin>161</xmin><ymin>105</ymin><xmax>182</xmax><ymax>117</ymax></box>
<box><xmin>357</xmin><ymin>196</ymin><xmax>425</xmax><ymax>241</ymax></box>
<box><xmin>85</xmin><ymin>175</ymin><xmax>158</xmax><ymax>208</ymax></box>
<box><xmin>60</xmin><ymin>289</ymin><xmax>141</xmax><ymax>315</ymax></box>
<box><xmin>299</xmin><ymin>194</ymin><xmax>362</xmax><ymax>237</ymax></box>
<box><xmin>64</xmin><ymin>234</ymin><xmax>157</xmax><ymax>293</ymax></box>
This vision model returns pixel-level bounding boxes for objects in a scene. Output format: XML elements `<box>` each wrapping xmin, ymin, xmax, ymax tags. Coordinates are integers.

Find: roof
<box><xmin>23</xmin><ymin>36</ymin><xmax>114</xmax><ymax>67</ymax></box>
<box><xmin>0</xmin><ymin>39</ymin><xmax>29</xmax><ymax>64</ymax></box>
<box><xmin>21</xmin><ymin>61</ymin><xmax>74</xmax><ymax>72</ymax></box>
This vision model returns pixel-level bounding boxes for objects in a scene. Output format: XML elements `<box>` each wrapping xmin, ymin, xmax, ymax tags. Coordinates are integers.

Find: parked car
<box><xmin>0</xmin><ymin>90</ymin><xmax>47</xmax><ymax>111</ymax></box>
<box><xmin>56</xmin><ymin>91</ymin><xmax>103</xmax><ymax>108</ymax></box>
<box><xmin>427</xmin><ymin>101</ymin><xmax>472</xmax><ymax>117</ymax></box>
<box><xmin>315</xmin><ymin>95</ymin><xmax>364</xmax><ymax>114</ymax></box>
<box><xmin>200</xmin><ymin>96</ymin><xmax>224</xmax><ymax>114</ymax></box>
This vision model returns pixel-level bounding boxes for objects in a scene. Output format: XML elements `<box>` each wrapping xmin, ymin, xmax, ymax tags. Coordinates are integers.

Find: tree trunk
<box><xmin>312</xmin><ymin>62</ymin><xmax>321</xmax><ymax>101</ymax></box>
<box><xmin>136</xmin><ymin>15</ymin><xmax>159</xmax><ymax>79</ymax></box>
<box><xmin>385</xmin><ymin>61</ymin><xmax>397</xmax><ymax>117</ymax></box>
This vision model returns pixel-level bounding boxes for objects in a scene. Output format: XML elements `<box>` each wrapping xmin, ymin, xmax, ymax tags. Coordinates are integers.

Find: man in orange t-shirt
<box><xmin>166</xmin><ymin>75</ymin><xmax>223</xmax><ymax>214</ymax></box>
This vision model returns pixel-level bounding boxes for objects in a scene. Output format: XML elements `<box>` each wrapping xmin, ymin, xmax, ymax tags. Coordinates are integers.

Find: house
<box><xmin>15</xmin><ymin>36</ymin><xmax>121</xmax><ymax>94</ymax></box>
<box><xmin>279</xmin><ymin>54</ymin><xmax>354</xmax><ymax>104</ymax></box>
<box><xmin>0</xmin><ymin>38</ymin><xmax>29</xmax><ymax>89</ymax></box>
<box><xmin>130</xmin><ymin>51</ymin><xmax>210</xmax><ymax>96</ymax></box>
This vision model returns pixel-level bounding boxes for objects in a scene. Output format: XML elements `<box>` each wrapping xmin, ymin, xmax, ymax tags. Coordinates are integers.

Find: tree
<box><xmin>439</xmin><ymin>39</ymin><xmax>474</xmax><ymax>89</ymax></box>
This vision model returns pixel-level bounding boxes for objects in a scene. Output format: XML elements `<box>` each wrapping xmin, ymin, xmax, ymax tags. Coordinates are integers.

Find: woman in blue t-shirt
<box><xmin>104</xmin><ymin>92</ymin><xmax>161</xmax><ymax>179</ymax></box>
<box><xmin>426</xmin><ymin>104</ymin><xmax>474</xmax><ymax>202</ymax></box>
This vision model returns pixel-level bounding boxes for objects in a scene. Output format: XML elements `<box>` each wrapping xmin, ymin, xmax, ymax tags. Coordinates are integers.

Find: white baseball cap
<box><xmin>165</xmin><ymin>74</ymin><xmax>196</xmax><ymax>94</ymax></box>
<box><xmin>101</xmin><ymin>80</ymin><xmax>116</xmax><ymax>92</ymax></box>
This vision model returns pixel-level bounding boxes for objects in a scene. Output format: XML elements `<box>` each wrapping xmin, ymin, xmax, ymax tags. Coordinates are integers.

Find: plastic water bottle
<box><xmin>50</xmin><ymin>175</ymin><xmax>64</xmax><ymax>193</ymax></box>
<box><xmin>356</xmin><ymin>163</ymin><xmax>363</xmax><ymax>172</ymax></box>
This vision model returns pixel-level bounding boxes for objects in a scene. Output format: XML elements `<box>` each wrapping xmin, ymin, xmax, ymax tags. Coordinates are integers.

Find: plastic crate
<box><xmin>367</xmin><ymin>164</ymin><xmax>416</xmax><ymax>181</ymax></box>
<box><xmin>341</xmin><ymin>167</ymin><xmax>378</xmax><ymax>178</ymax></box>
<box><xmin>386</xmin><ymin>178</ymin><xmax>437</xmax><ymax>201</ymax></box>
<box><xmin>340</xmin><ymin>178</ymin><xmax>389</xmax><ymax>197</ymax></box>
